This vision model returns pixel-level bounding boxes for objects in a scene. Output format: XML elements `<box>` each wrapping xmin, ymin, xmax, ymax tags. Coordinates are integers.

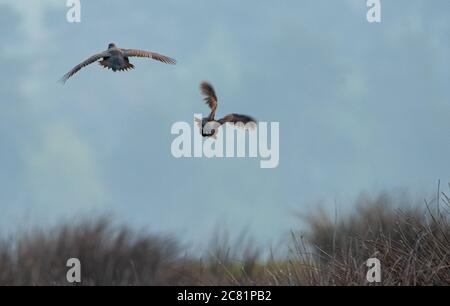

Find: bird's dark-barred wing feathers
<box><xmin>121</xmin><ymin>49</ymin><xmax>176</xmax><ymax>65</ymax></box>
<box><xmin>218</xmin><ymin>114</ymin><xmax>257</xmax><ymax>128</ymax></box>
<box><xmin>60</xmin><ymin>51</ymin><xmax>110</xmax><ymax>84</ymax></box>
<box><xmin>199</xmin><ymin>82</ymin><xmax>218</xmax><ymax>111</ymax></box>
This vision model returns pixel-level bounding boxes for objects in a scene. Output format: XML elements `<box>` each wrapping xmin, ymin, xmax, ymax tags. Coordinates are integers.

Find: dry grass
<box><xmin>0</xmin><ymin>186</ymin><xmax>449</xmax><ymax>286</ymax></box>
<box><xmin>0</xmin><ymin>217</ymin><xmax>191</xmax><ymax>285</ymax></box>
<box><xmin>284</xmin><ymin>190</ymin><xmax>450</xmax><ymax>285</ymax></box>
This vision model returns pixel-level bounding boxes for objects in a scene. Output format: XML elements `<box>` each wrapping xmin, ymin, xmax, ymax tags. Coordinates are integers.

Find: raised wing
<box><xmin>200</xmin><ymin>81</ymin><xmax>219</xmax><ymax>120</ymax></box>
<box><xmin>121</xmin><ymin>49</ymin><xmax>176</xmax><ymax>65</ymax></box>
<box><xmin>60</xmin><ymin>51</ymin><xmax>110</xmax><ymax>84</ymax></box>
<box><xmin>200</xmin><ymin>82</ymin><xmax>218</xmax><ymax>110</ymax></box>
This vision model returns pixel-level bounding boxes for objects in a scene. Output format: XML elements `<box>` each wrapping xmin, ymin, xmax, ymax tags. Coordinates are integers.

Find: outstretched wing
<box><xmin>199</xmin><ymin>82</ymin><xmax>218</xmax><ymax>111</ymax></box>
<box><xmin>121</xmin><ymin>49</ymin><xmax>176</xmax><ymax>65</ymax></box>
<box><xmin>218</xmin><ymin>114</ymin><xmax>257</xmax><ymax>128</ymax></box>
<box><xmin>60</xmin><ymin>51</ymin><xmax>110</xmax><ymax>84</ymax></box>
<box><xmin>200</xmin><ymin>82</ymin><xmax>219</xmax><ymax>121</ymax></box>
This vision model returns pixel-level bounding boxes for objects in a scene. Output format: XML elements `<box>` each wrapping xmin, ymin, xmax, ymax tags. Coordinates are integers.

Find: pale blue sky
<box><xmin>0</xmin><ymin>0</ymin><xmax>449</xmax><ymax>247</ymax></box>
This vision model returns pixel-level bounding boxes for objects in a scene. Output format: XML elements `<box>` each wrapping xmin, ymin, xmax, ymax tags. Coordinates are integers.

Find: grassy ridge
<box><xmin>0</xmin><ymin>188</ymin><xmax>449</xmax><ymax>285</ymax></box>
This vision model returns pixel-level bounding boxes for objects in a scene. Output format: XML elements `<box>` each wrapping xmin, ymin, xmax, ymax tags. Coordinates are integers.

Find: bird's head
<box><xmin>108</xmin><ymin>43</ymin><xmax>116</xmax><ymax>49</ymax></box>
<box><xmin>202</xmin><ymin>120</ymin><xmax>220</xmax><ymax>137</ymax></box>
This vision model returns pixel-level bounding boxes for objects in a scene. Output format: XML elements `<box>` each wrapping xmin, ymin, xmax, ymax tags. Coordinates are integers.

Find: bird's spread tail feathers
<box><xmin>99</xmin><ymin>60</ymin><xmax>135</xmax><ymax>72</ymax></box>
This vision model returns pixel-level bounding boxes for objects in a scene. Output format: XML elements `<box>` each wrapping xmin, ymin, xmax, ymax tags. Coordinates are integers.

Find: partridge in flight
<box><xmin>60</xmin><ymin>43</ymin><xmax>176</xmax><ymax>84</ymax></box>
<box><xmin>196</xmin><ymin>82</ymin><xmax>257</xmax><ymax>138</ymax></box>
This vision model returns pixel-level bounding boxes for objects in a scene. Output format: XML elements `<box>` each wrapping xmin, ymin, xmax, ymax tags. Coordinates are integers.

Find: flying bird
<box><xmin>60</xmin><ymin>43</ymin><xmax>176</xmax><ymax>83</ymax></box>
<box><xmin>196</xmin><ymin>82</ymin><xmax>257</xmax><ymax>138</ymax></box>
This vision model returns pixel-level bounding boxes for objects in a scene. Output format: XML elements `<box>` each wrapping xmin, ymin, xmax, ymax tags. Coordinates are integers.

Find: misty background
<box><xmin>0</xmin><ymin>0</ymin><xmax>449</xmax><ymax>249</ymax></box>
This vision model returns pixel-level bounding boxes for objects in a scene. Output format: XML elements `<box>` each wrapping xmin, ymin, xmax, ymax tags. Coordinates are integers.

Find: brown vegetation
<box><xmin>0</xmin><ymin>186</ymin><xmax>449</xmax><ymax>286</ymax></box>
